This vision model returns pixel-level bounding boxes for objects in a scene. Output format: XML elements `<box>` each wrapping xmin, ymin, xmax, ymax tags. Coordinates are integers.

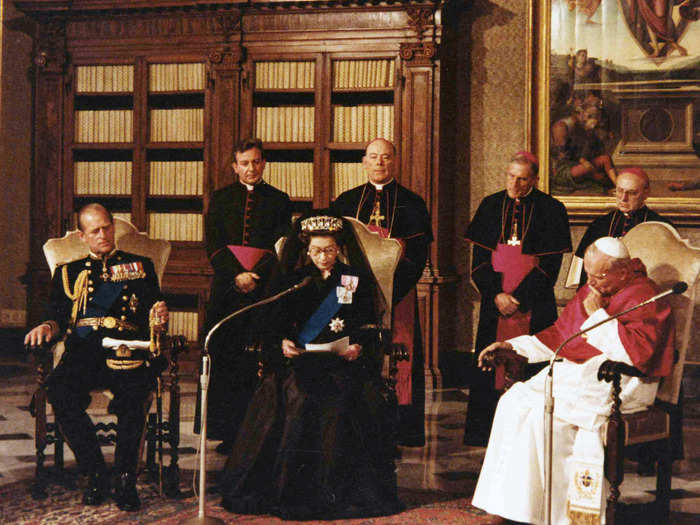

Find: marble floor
<box><xmin>0</xmin><ymin>353</ymin><xmax>699</xmax><ymax>523</ymax></box>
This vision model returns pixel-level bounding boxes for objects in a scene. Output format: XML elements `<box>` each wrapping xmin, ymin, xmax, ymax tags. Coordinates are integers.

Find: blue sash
<box><xmin>76</xmin><ymin>281</ymin><xmax>126</xmax><ymax>338</ymax></box>
<box><xmin>297</xmin><ymin>287</ymin><xmax>342</xmax><ymax>346</ymax></box>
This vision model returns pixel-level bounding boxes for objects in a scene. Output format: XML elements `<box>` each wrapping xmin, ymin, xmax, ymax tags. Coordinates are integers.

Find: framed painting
<box><xmin>530</xmin><ymin>0</ymin><xmax>700</xmax><ymax>223</ymax></box>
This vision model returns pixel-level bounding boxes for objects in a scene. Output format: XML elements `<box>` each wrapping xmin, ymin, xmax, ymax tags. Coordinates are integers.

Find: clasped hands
<box><xmin>494</xmin><ymin>292</ymin><xmax>520</xmax><ymax>316</ymax></box>
<box><xmin>235</xmin><ymin>272</ymin><xmax>260</xmax><ymax>294</ymax></box>
<box><xmin>281</xmin><ymin>338</ymin><xmax>361</xmax><ymax>361</ymax></box>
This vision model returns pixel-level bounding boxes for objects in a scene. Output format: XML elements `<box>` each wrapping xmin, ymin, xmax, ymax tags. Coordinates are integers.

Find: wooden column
<box><xmin>27</xmin><ymin>18</ymin><xmax>67</xmax><ymax>327</ymax></box>
<box><xmin>207</xmin><ymin>13</ymin><xmax>243</xmax><ymax>192</ymax></box>
<box><xmin>399</xmin><ymin>9</ymin><xmax>456</xmax><ymax>391</ymax></box>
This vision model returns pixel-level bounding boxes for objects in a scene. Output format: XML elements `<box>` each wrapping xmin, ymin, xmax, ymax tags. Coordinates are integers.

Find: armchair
<box><xmin>599</xmin><ymin>221</ymin><xmax>700</xmax><ymax>524</ymax></box>
<box><xmin>29</xmin><ymin>218</ymin><xmax>185</xmax><ymax>499</ymax></box>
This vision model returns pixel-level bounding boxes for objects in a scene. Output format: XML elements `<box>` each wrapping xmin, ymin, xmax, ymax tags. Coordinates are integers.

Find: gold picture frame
<box><xmin>529</xmin><ymin>0</ymin><xmax>700</xmax><ymax>225</ymax></box>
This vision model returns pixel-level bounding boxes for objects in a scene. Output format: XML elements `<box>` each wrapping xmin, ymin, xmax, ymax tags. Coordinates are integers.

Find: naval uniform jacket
<box><xmin>45</xmin><ymin>250</ymin><xmax>162</xmax><ymax>352</ymax></box>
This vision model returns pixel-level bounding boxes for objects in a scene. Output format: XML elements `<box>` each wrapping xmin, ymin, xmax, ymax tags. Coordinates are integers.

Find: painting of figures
<box><xmin>545</xmin><ymin>0</ymin><xmax>700</xmax><ymax>199</ymax></box>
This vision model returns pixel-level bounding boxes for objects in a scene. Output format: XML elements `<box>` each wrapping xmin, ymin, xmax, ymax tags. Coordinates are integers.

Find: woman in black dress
<box><xmin>219</xmin><ymin>214</ymin><xmax>402</xmax><ymax>520</ymax></box>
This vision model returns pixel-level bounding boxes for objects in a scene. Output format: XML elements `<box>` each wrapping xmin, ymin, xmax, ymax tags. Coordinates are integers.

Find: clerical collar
<box><xmin>370</xmin><ymin>179</ymin><xmax>394</xmax><ymax>191</ymax></box>
<box><xmin>508</xmin><ymin>186</ymin><xmax>535</xmax><ymax>202</ymax></box>
<box><xmin>621</xmin><ymin>205</ymin><xmax>647</xmax><ymax>219</ymax></box>
<box><xmin>240</xmin><ymin>181</ymin><xmax>261</xmax><ymax>192</ymax></box>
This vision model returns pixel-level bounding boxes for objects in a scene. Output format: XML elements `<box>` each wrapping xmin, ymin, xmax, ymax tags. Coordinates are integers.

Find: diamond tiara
<box><xmin>300</xmin><ymin>215</ymin><xmax>343</xmax><ymax>233</ymax></box>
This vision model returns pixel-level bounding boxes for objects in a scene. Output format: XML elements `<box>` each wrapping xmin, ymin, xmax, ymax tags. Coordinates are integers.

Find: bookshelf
<box><xmin>242</xmin><ymin>55</ymin><xmax>398</xmax><ymax>210</ymax></box>
<box><xmin>21</xmin><ymin>1</ymin><xmax>460</xmax><ymax>378</ymax></box>
<box><xmin>67</xmin><ymin>60</ymin><xmax>208</xmax><ymax>342</ymax></box>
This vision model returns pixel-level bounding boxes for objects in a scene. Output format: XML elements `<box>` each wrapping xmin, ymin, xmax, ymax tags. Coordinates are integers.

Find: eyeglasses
<box><xmin>588</xmin><ymin>271</ymin><xmax>608</xmax><ymax>282</ymax></box>
<box><xmin>308</xmin><ymin>246</ymin><xmax>339</xmax><ymax>257</ymax></box>
<box><xmin>615</xmin><ymin>188</ymin><xmax>642</xmax><ymax>198</ymax></box>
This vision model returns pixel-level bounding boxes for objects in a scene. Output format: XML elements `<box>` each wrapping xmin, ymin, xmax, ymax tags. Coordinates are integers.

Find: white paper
<box><xmin>304</xmin><ymin>336</ymin><xmax>349</xmax><ymax>353</ymax></box>
<box><xmin>565</xmin><ymin>255</ymin><xmax>584</xmax><ymax>289</ymax></box>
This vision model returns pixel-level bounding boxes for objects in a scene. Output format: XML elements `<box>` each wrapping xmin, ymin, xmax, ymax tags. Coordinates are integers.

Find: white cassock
<box><xmin>471</xmin><ymin>306</ymin><xmax>661</xmax><ymax>525</ymax></box>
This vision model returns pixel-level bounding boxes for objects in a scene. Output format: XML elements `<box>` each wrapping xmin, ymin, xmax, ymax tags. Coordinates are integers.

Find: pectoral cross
<box><xmin>507</xmin><ymin>199</ymin><xmax>521</xmax><ymax>246</ymax></box>
<box><xmin>507</xmin><ymin>222</ymin><xmax>521</xmax><ymax>246</ymax></box>
<box><xmin>369</xmin><ymin>201</ymin><xmax>385</xmax><ymax>227</ymax></box>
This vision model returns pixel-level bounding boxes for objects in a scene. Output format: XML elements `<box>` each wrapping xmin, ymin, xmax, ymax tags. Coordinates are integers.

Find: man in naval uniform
<box><xmin>331</xmin><ymin>137</ymin><xmax>433</xmax><ymax>447</ymax></box>
<box><xmin>572</xmin><ymin>167</ymin><xmax>673</xmax><ymax>288</ymax></box>
<box><xmin>463</xmin><ymin>152</ymin><xmax>572</xmax><ymax>446</ymax></box>
<box><xmin>202</xmin><ymin>138</ymin><xmax>292</xmax><ymax>453</ymax></box>
<box><xmin>25</xmin><ymin>203</ymin><xmax>169</xmax><ymax>511</ymax></box>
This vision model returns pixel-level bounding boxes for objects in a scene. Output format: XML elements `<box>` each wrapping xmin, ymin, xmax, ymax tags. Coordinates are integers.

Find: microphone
<box><xmin>203</xmin><ymin>276</ymin><xmax>313</xmax><ymax>354</ymax></box>
<box><xmin>542</xmin><ymin>280</ymin><xmax>685</xmax><ymax>524</ymax></box>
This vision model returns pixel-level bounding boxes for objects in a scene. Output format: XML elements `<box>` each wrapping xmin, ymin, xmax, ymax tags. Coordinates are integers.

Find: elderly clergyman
<box><xmin>569</xmin><ymin>167</ymin><xmax>672</xmax><ymax>288</ymax></box>
<box><xmin>471</xmin><ymin>237</ymin><xmax>675</xmax><ymax>524</ymax></box>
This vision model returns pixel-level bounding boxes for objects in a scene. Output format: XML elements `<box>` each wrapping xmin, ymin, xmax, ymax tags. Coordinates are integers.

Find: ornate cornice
<box><xmin>406</xmin><ymin>6</ymin><xmax>434</xmax><ymax>39</ymax></box>
<box><xmin>65</xmin><ymin>9</ymin><xmax>241</xmax><ymax>40</ymax></box>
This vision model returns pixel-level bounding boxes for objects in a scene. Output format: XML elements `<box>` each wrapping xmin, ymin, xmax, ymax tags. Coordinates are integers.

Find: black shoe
<box><xmin>82</xmin><ymin>470</ymin><xmax>109</xmax><ymax>506</ymax></box>
<box><xmin>215</xmin><ymin>441</ymin><xmax>233</xmax><ymax>455</ymax></box>
<box><xmin>114</xmin><ymin>472</ymin><xmax>140</xmax><ymax>511</ymax></box>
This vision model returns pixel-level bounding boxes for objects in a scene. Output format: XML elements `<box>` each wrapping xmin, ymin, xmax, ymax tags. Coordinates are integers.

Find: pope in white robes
<box><xmin>471</xmin><ymin>237</ymin><xmax>675</xmax><ymax>525</ymax></box>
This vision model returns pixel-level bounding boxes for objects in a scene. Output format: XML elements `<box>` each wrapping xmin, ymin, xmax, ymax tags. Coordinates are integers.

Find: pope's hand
<box><xmin>478</xmin><ymin>341</ymin><xmax>515</xmax><ymax>372</ymax></box>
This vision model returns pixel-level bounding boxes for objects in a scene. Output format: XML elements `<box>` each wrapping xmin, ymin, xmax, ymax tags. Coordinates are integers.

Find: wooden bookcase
<box><xmin>16</xmin><ymin>0</ymin><xmax>464</xmax><ymax>385</ymax></box>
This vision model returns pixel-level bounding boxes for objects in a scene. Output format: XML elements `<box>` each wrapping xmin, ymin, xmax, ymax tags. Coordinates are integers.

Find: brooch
<box><xmin>329</xmin><ymin>317</ymin><xmax>345</xmax><ymax>333</ymax></box>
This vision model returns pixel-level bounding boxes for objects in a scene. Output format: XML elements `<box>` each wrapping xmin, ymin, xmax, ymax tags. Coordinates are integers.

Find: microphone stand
<box><xmin>180</xmin><ymin>277</ymin><xmax>311</xmax><ymax>525</ymax></box>
<box><xmin>543</xmin><ymin>282</ymin><xmax>685</xmax><ymax>524</ymax></box>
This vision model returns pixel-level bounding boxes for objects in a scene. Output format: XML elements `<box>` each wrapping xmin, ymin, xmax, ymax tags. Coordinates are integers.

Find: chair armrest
<box><xmin>484</xmin><ymin>349</ymin><xmax>528</xmax><ymax>392</ymax></box>
<box><xmin>25</xmin><ymin>341</ymin><xmax>55</xmax><ymax>357</ymax></box>
<box><xmin>597</xmin><ymin>360</ymin><xmax>645</xmax><ymax>383</ymax></box>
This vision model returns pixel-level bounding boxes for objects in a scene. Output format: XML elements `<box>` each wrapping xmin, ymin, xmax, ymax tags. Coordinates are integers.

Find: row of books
<box><xmin>148</xmin><ymin>212</ymin><xmax>203</xmax><ymax>242</ymax></box>
<box><xmin>332</xmin><ymin>59</ymin><xmax>395</xmax><ymax>89</ymax></box>
<box><xmin>113</xmin><ymin>212</ymin><xmax>133</xmax><ymax>224</ymax></box>
<box><xmin>75</xmin><ymin>110</ymin><xmax>133</xmax><ymax>143</ymax></box>
<box><xmin>72</xmin><ymin>160</ymin><xmax>368</xmax><ymax>198</ymax></box>
<box><xmin>255</xmin><ymin>61</ymin><xmax>315</xmax><ymax>90</ymax></box>
<box><xmin>168</xmin><ymin>310</ymin><xmax>199</xmax><ymax>342</ymax></box>
<box><xmin>74</xmin><ymin>161</ymin><xmax>132</xmax><ymax>195</ymax></box>
<box><xmin>331</xmin><ymin>162</ymin><xmax>366</xmax><ymax>198</ymax></box>
<box><xmin>76</xmin><ymin>65</ymin><xmax>134</xmax><ymax>93</ymax></box>
<box><xmin>149</xmin><ymin>161</ymin><xmax>204</xmax><ymax>196</ymax></box>
<box><xmin>264</xmin><ymin>162</ymin><xmax>314</xmax><ymax>199</ymax></box>
<box><xmin>332</xmin><ymin>104</ymin><xmax>394</xmax><ymax>142</ymax></box>
<box><xmin>150</xmin><ymin>108</ymin><xmax>204</xmax><ymax>142</ymax></box>
<box><xmin>149</xmin><ymin>63</ymin><xmax>206</xmax><ymax>92</ymax></box>
<box><xmin>254</xmin><ymin>106</ymin><xmax>315</xmax><ymax>142</ymax></box>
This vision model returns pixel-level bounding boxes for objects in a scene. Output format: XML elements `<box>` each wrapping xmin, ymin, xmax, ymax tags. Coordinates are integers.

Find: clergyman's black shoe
<box><xmin>82</xmin><ymin>470</ymin><xmax>109</xmax><ymax>506</ymax></box>
<box><xmin>114</xmin><ymin>472</ymin><xmax>140</xmax><ymax>511</ymax></box>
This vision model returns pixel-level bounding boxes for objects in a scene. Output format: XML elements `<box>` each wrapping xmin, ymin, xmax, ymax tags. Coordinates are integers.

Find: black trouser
<box><xmin>46</xmin><ymin>336</ymin><xmax>154</xmax><ymax>475</ymax></box>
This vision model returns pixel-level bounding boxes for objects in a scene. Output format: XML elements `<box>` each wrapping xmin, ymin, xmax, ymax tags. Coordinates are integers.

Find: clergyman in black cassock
<box><xmin>463</xmin><ymin>152</ymin><xmax>571</xmax><ymax>446</ymax></box>
<box><xmin>574</xmin><ymin>168</ymin><xmax>673</xmax><ymax>288</ymax></box>
<box><xmin>331</xmin><ymin>138</ymin><xmax>433</xmax><ymax>447</ymax></box>
<box><xmin>200</xmin><ymin>139</ymin><xmax>292</xmax><ymax>451</ymax></box>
